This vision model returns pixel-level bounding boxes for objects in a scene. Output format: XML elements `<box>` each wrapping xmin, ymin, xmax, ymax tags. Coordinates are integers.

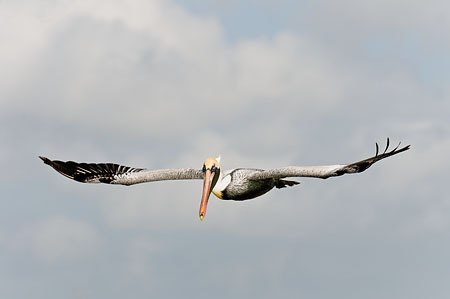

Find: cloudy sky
<box><xmin>1</xmin><ymin>0</ymin><xmax>449</xmax><ymax>298</ymax></box>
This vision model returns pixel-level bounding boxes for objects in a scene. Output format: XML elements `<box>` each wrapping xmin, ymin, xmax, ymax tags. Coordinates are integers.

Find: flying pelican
<box><xmin>39</xmin><ymin>138</ymin><xmax>409</xmax><ymax>221</ymax></box>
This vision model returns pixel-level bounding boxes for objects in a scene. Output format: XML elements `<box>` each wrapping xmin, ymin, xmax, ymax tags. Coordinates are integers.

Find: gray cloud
<box><xmin>12</xmin><ymin>216</ymin><xmax>103</xmax><ymax>263</ymax></box>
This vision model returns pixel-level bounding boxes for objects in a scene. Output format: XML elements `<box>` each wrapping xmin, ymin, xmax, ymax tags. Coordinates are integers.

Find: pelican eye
<box><xmin>211</xmin><ymin>165</ymin><xmax>217</xmax><ymax>172</ymax></box>
<box><xmin>202</xmin><ymin>165</ymin><xmax>206</xmax><ymax>172</ymax></box>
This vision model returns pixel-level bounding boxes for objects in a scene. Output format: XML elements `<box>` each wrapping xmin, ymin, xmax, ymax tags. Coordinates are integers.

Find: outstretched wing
<box><xmin>39</xmin><ymin>156</ymin><xmax>204</xmax><ymax>185</ymax></box>
<box><xmin>248</xmin><ymin>138</ymin><xmax>410</xmax><ymax>180</ymax></box>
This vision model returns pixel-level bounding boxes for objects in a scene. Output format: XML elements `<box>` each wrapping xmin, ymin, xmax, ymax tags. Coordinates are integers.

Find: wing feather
<box><xmin>248</xmin><ymin>139</ymin><xmax>410</xmax><ymax>180</ymax></box>
<box><xmin>39</xmin><ymin>156</ymin><xmax>204</xmax><ymax>185</ymax></box>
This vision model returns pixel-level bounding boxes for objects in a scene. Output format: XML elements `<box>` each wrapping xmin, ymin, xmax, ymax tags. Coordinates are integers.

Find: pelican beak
<box><xmin>199</xmin><ymin>169</ymin><xmax>215</xmax><ymax>221</ymax></box>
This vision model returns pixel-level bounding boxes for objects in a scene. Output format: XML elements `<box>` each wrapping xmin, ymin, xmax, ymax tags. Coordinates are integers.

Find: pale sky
<box><xmin>1</xmin><ymin>0</ymin><xmax>449</xmax><ymax>298</ymax></box>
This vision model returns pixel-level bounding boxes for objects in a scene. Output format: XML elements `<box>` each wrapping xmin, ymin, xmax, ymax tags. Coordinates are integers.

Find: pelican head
<box><xmin>199</xmin><ymin>157</ymin><xmax>221</xmax><ymax>221</ymax></box>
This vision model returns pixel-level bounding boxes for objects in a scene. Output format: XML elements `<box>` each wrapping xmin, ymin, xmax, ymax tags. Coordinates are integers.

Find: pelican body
<box><xmin>39</xmin><ymin>138</ymin><xmax>410</xmax><ymax>221</ymax></box>
<box><xmin>212</xmin><ymin>168</ymin><xmax>299</xmax><ymax>201</ymax></box>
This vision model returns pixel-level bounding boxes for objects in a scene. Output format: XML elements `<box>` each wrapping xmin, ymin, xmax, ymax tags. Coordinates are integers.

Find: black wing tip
<box><xmin>39</xmin><ymin>156</ymin><xmax>52</xmax><ymax>165</ymax></box>
<box><xmin>344</xmin><ymin>139</ymin><xmax>410</xmax><ymax>174</ymax></box>
<box><xmin>39</xmin><ymin>156</ymin><xmax>141</xmax><ymax>184</ymax></box>
<box><xmin>368</xmin><ymin>138</ymin><xmax>411</xmax><ymax>165</ymax></box>
<box><xmin>375</xmin><ymin>139</ymin><xmax>411</xmax><ymax>156</ymax></box>
<box><xmin>398</xmin><ymin>144</ymin><xmax>411</xmax><ymax>153</ymax></box>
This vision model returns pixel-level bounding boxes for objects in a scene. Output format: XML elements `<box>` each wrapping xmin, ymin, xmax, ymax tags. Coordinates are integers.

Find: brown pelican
<box><xmin>39</xmin><ymin>138</ymin><xmax>409</xmax><ymax>221</ymax></box>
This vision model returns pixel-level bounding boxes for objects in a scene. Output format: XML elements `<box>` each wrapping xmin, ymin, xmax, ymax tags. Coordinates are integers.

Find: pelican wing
<box><xmin>248</xmin><ymin>139</ymin><xmax>410</xmax><ymax>180</ymax></box>
<box><xmin>39</xmin><ymin>156</ymin><xmax>204</xmax><ymax>185</ymax></box>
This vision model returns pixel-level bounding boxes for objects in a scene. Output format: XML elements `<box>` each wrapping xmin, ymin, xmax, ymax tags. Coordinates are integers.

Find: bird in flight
<box><xmin>40</xmin><ymin>138</ymin><xmax>409</xmax><ymax>221</ymax></box>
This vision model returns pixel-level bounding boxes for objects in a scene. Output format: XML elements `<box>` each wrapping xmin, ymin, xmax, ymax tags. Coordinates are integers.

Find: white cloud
<box><xmin>231</xmin><ymin>33</ymin><xmax>352</xmax><ymax>110</ymax></box>
<box><xmin>1</xmin><ymin>0</ymin><xmax>355</xmax><ymax>141</ymax></box>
